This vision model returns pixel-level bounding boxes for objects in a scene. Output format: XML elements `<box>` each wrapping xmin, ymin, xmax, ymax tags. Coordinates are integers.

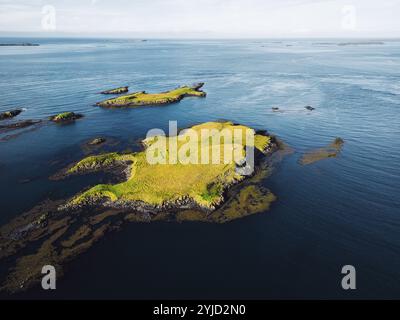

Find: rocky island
<box><xmin>100</xmin><ymin>86</ymin><xmax>129</xmax><ymax>94</ymax></box>
<box><xmin>96</xmin><ymin>83</ymin><xmax>206</xmax><ymax>108</ymax></box>
<box><xmin>300</xmin><ymin>137</ymin><xmax>344</xmax><ymax>165</ymax></box>
<box><xmin>49</xmin><ymin>112</ymin><xmax>83</xmax><ymax>123</ymax></box>
<box><xmin>88</xmin><ymin>137</ymin><xmax>106</xmax><ymax>145</ymax></box>
<box><xmin>59</xmin><ymin>121</ymin><xmax>274</xmax><ymax>211</ymax></box>
<box><xmin>0</xmin><ymin>109</ymin><xmax>23</xmax><ymax>120</ymax></box>
<box><xmin>0</xmin><ymin>121</ymin><xmax>282</xmax><ymax>293</ymax></box>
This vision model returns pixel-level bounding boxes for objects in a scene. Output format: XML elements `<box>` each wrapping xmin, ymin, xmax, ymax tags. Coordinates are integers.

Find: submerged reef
<box><xmin>96</xmin><ymin>83</ymin><xmax>206</xmax><ymax>108</ymax></box>
<box><xmin>299</xmin><ymin>137</ymin><xmax>344</xmax><ymax>165</ymax></box>
<box><xmin>0</xmin><ymin>120</ymin><xmax>44</xmax><ymax>142</ymax></box>
<box><xmin>0</xmin><ymin>120</ymin><xmax>41</xmax><ymax>133</ymax></box>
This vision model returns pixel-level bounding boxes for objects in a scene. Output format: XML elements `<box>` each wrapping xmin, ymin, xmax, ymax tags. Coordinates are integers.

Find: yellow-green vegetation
<box><xmin>300</xmin><ymin>137</ymin><xmax>344</xmax><ymax>165</ymax></box>
<box><xmin>66</xmin><ymin>121</ymin><xmax>272</xmax><ymax>210</ymax></box>
<box><xmin>96</xmin><ymin>83</ymin><xmax>206</xmax><ymax>107</ymax></box>
<box><xmin>67</xmin><ymin>152</ymin><xmax>134</xmax><ymax>174</ymax></box>
<box><xmin>50</xmin><ymin>112</ymin><xmax>83</xmax><ymax>122</ymax></box>
<box><xmin>213</xmin><ymin>185</ymin><xmax>276</xmax><ymax>222</ymax></box>
<box><xmin>176</xmin><ymin>184</ymin><xmax>276</xmax><ymax>223</ymax></box>
<box><xmin>101</xmin><ymin>86</ymin><xmax>129</xmax><ymax>94</ymax></box>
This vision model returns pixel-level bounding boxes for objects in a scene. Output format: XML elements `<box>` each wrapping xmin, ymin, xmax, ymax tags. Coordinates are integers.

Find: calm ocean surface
<box><xmin>0</xmin><ymin>38</ymin><xmax>399</xmax><ymax>299</ymax></box>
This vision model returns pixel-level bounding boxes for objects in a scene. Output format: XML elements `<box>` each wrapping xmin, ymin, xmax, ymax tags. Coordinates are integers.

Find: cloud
<box><xmin>0</xmin><ymin>0</ymin><xmax>399</xmax><ymax>37</ymax></box>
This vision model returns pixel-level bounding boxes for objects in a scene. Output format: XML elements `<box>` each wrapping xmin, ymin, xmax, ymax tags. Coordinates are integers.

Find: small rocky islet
<box><xmin>0</xmin><ymin>109</ymin><xmax>23</xmax><ymax>120</ymax></box>
<box><xmin>100</xmin><ymin>86</ymin><xmax>129</xmax><ymax>94</ymax></box>
<box><xmin>49</xmin><ymin>111</ymin><xmax>84</xmax><ymax>123</ymax></box>
<box><xmin>88</xmin><ymin>137</ymin><xmax>106</xmax><ymax>145</ymax></box>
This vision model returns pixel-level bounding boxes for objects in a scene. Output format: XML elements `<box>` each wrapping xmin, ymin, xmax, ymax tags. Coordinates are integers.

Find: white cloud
<box><xmin>0</xmin><ymin>0</ymin><xmax>399</xmax><ymax>37</ymax></box>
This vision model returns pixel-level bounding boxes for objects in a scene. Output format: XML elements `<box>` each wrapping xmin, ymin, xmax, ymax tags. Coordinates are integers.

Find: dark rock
<box><xmin>100</xmin><ymin>86</ymin><xmax>129</xmax><ymax>94</ymax></box>
<box><xmin>191</xmin><ymin>82</ymin><xmax>204</xmax><ymax>90</ymax></box>
<box><xmin>88</xmin><ymin>137</ymin><xmax>106</xmax><ymax>146</ymax></box>
<box><xmin>0</xmin><ymin>109</ymin><xmax>23</xmax><ymax>120</ymax></box>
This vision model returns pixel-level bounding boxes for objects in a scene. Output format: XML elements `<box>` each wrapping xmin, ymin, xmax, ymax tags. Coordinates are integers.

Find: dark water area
<box><xmin>0</xmin><ymin>38</ymin><xmax>399</xmax><ymax>299</ymax></box>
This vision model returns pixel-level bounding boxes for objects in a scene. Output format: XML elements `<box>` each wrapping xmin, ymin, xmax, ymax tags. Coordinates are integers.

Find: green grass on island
<box><xmin>64</xmin><ymin>121</ymin><xmax>272</xmax><ymax>210</ymax></box>
<box><xmin>50</xmin><ymin>112</ymin><xmax>83</xmax><ymax>122</ymax></box>
<box><xmin>96</xmin><ymin>83</ymin><xmax>206</xmax><ymax>107</ymax></box>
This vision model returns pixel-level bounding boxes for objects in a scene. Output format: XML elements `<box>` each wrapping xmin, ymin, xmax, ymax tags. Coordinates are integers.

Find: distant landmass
<box><xmin>0</xmin><ymin>43</ymin><xmax>39</xmax><ymax>47</ymax></box>
<box><xmin>313</xmin><ymin>41</ymin><xmax>384</xmax><ymax>46</ymax></box>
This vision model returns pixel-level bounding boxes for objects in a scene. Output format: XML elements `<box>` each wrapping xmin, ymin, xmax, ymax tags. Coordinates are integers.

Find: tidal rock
<box><xmin>0</xmin><ymin>119</ymin><xmax>40</xmax><ymax>133</ymax></box>
<box><xmin>0</xmin><ymin>109</ymin><xmax>23</xmax><ymax>120</ymax></box>
<box><xmin>88</xmin><ymin>137</ymin><xmax>106</xmax><ymax>146</ymax></box>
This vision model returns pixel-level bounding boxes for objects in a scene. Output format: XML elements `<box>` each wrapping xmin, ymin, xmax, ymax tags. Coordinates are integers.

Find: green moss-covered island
<box><xmin>60</xmin><ymin>121</ymin><xmax>274</xmax><ymax>212</ymax></box>
<box><xmin>49</xmin><ymin>112</ymin><xmax>83</xmax><ymax>123</ymax></box>
<box><xmin>95</xmin><ymin>83</ymin><xmax>206</xmax><ymax>108</ymax></box>
<box><xmin>100</xmin><ymin>86</ymin><xmax>129</xmax><ymax>94</ymax></box>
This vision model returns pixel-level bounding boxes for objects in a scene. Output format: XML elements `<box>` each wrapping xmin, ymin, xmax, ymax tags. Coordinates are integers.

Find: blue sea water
<box><xmin>0</xmin><ymin>38</ymin><xmax>399</xmax><ymax>299</ymax></box>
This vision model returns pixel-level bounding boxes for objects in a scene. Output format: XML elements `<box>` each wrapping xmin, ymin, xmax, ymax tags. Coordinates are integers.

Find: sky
<box><xmin>0</xmin><ymin>0</ymin><xmax>399</xmax><ymax>38</ymax></box>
